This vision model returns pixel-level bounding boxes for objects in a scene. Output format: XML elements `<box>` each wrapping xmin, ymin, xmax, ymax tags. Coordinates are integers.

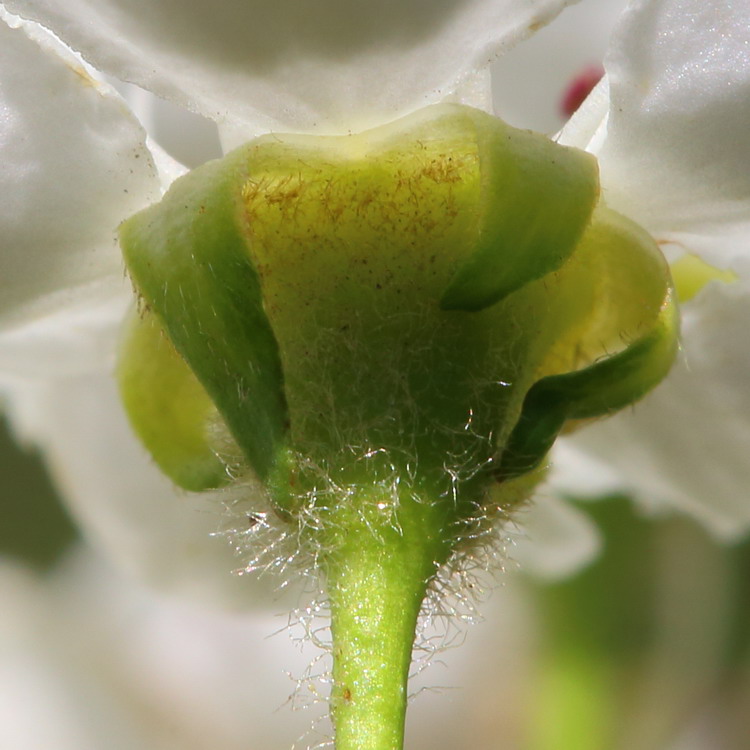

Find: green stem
<box><xmin>325</xmin><ymin>494</ymin><xmax>451</xmax><ymax>750</ymax></box>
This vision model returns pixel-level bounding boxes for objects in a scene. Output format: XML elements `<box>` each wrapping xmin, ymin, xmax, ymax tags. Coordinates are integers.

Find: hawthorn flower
<box><xmin>0</xmin><ymin>0</ymin><xmax>600</xmax><ymax>602</ymax></box>
<box><xmin>1</xmin><ymin>0</ymin><xmax>750</xmax><ymax>748</ymax></box>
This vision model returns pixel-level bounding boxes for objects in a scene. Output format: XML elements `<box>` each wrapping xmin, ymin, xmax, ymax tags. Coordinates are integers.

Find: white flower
<box><xmin>0</xmin><ymin>0</ymin><xmax>600</xmax><ymax>598</ymax></box>
<box><xmin>0</xmin><ymin>0</ymin><xmax>747</xmax><ymax>599</ymax></box>
<box><xmin>551</xmin><ymin>0</ymin><xmax>750</xmax><ymax>540</ymax></box>
<box><xmin>2</xmin><ymin>1</ymin><xmax>749</xmax><ymax>748</ymax></box>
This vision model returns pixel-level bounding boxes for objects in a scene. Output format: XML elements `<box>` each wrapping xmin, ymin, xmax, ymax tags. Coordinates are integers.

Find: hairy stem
<box><xmin>324</xmin><ymin>493</ymin><xmax>452</xmax><ymax>750</ymax></box>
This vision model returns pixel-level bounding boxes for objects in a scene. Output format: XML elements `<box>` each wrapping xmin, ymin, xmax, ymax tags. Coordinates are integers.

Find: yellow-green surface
<box><xmin>119</xmin><ymin>104</ymin><xmax>678</xmax><ymax>750</ymax></box>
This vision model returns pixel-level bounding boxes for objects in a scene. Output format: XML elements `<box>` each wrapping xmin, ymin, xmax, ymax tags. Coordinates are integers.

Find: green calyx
<box><xmin>118</xmin><ymin>104</ymin><xmax>677</xmax><ymax>750</ymax></box>
<box><xmin>119</xmin><ymin>103</ymin><xmax>674</xmax><ymax>501</ymax></box>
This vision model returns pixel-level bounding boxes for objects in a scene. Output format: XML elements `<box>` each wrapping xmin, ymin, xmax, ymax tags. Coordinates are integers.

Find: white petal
<box><xmin>556</xmin><ymin>75</ymin><xmax>610</xmax><ymax>150</ymax></box>
<box><xmin>509</xmin><ymin>493</ymin><xmax>602</xmax><ymax>579</ymax></box>
<box><xmin>0</xmin><ymin>550</ymin><xmax>312</xmax><ymax>750</ymax></box>
<box><xmin>2</xmin><ymin>373</ymin><xmax>286</xmax><ymax>608</ymax></box>
<box><xmin>0</xmin><ymin>282</ymin><xmax>129</xmax><ymax>378</ymax></box>
<box><xmin>0</xmin><ymin>15</ymin><xmax>159</xmax><ymax>351</ymax></box>
<box><xmin>0</xmin><ymin>562</ymin><xmax>112</xmax><ymax>750</ymax></box>
<box><xmin>6</xmin><ymin>0</ymin><xmax>580</xmax><ymax>136</ymax></box>
<box><xmin>596</xmin><ymin>0</ymin><xmax>750</xmax><ymax>271</ymax></box>
<box><xmin>491</xmin><ymin>0</ymin><xmax>626</xmax><ymax>133</ymax></box>
<box><xmin>113</xmin><ymin>79</ymin><xmax>223</xmax><ymax>169</ymax></box>
<box><xmin>547</xmin><ymin>438</ymin><xmax>625</xmax><ymax>500</ymax></box>
<box><xmin>557</xmin><ymin>1</ymin><xmax>750</xmax><ymax>538</ymax></box>
<box><xmin>563</xmin><ymin>266</ymin><xmax>750</xmax><ymax>540</ymax></box>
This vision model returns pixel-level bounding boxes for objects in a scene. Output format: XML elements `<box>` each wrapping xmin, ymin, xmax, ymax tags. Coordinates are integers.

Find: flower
<box><xmin>0</xmin><ymin>0</ymin><xmax>747</xmax><ymax>590</ymax></box>
<box><xmin>551</xmin><ymin>0</ymin><xmax>750</xmax><ymax>540</ymax></box>
<box><xmin>0</xmin><ymin>0</ymin><xmax>612</xmax><ymax>599</ymax></box>
<box><xmin>2</xmin><ymin>0</ymin><xmax>750</xmax><ymax>747</ymax></box>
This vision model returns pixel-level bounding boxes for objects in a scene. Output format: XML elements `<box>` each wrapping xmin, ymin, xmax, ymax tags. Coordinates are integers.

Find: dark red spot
<box><xmin>560</xmin><ymin>65</ymin><xmax>605</xmax><ymax>118</ymax></box>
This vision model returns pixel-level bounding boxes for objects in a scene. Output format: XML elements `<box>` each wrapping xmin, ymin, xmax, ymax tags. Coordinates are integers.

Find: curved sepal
<box><xmin>116</xmin><ymin>309</ymin><xmax>231</xmax><ymax>492</ymax></box>
<box><xmin>440</xmin><ymin>111</ymin><xmax>600</xmax><ymax>311</ymax></box>
<box><xmin>496</xmin><ymin>207</ymin><xmax>679</xmax><ymax>480</ymax></box>
<box><xmin>119</xmin><ymin>152</ymin><xmax>288</xmax><ymax>482</ymax></box>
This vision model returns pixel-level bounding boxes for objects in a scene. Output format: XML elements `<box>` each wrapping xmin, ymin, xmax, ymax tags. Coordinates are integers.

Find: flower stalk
<box><xmin>325</xmin><ymin>486</ymin><xmax>451</xmax><ymax>750</ymax></box>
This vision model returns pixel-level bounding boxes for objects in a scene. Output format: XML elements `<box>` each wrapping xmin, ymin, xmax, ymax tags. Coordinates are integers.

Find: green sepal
<box><xmin>119</xmin><ymin>152</ymin><xmax>288</xmax><ymax>482</ymax></box>
<box><xmin>495</xmin><ymin>207</ymin><xmax>679</xmax><ymax>480</ymax></box>
<box><xmin>440</xmin><ymin>113</ymin><xmax>600</xmax><ymax>311</ymax></box>
<box><xmin>118</xmin><ymin>105</ymin><xmax>672</xmax><ymax>500</ymax></box>
<box><xmin>117</xmin><ymin>309</ymin><xmax>230</xmax><ymax>491</ymax></box>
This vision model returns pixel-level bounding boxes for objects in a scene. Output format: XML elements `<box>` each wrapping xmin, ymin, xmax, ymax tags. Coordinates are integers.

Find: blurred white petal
<box><xmin>2</xmin><ymin>374</ymin><xmax>287</xmax><ymax>608</ymax></box>
<box><xmin>556</xmin><ymin>75</ymin><xmax>609</xmax><ymax>149</ymax></box>
<box><xmin>113</xmin><ymin>80</ymin><xmax>223</xmax><ymax>169</ymax></box>
<box><xmin>552</xmin><ymin>0</ymin><xmax>750</xmax><ymax>537</ymax></box>
<box><xmin>547</xmin><ymin>439</ymin><xmax>625</xmax><ymax>499</ymax></box>
<box><xmin>0</xmin><ymin>284</ymin><xmax>128</xmax><ymax>378</ymax></box>
<box><xmin>6</xmin><ymin>0</ymin><xmax>580</xmax><ymax>136</ymax></box>
<box><xmin>563</xmin><ymin>268</ymin><xmax>750</xmax><ymax>540</ymax></box>
<box><xmin>0</xmin><ymin>15</ymin><xmax>158</xmax><ymax>345</ymax></box>
<box><xmin>0</xmin><ymin>549</ymin><xmax>312</xmax><ymax>750</ymax></box>
<box><xmin>510</xmin><ymin>494</ymin><xmax>602</xmax><ymax>580</ymax></box>
<box><xmin>597</xmin><ymin>0</ymin><xmax>750</xmax><ymax>272</ymax></box>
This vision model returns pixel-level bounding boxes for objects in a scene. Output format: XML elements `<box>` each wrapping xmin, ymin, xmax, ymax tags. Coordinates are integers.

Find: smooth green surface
<box><xmin>496</xmin><ymin>206</ymin><xmax>678</xmax><ymax>480</ymax></box>
<box><xmin>118</xmin><ymin>310</ymin><xmax>230</xmax><ymax>491</ymax></box>
<box><xmin>120</xmin><ymin>150</ymin><xmax>288</xmax><ymax>482</ymax></box>
<box><xmin>440</xmin><ymin>114</ymin><xmax>599</xmax><ymax>311</ymax></box>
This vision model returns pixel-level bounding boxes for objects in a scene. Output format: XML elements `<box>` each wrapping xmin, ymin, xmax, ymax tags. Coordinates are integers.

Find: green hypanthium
<box><xmin>118</xmin><ymin>104</ymin><xmax>677</xmax><ymax>750</ymax></box>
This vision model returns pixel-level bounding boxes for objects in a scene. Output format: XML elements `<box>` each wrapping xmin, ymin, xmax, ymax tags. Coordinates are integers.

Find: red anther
<box><xmin>560</xmin><ymin>65</ymin><xmax>605</xmax><ymax>118</ymax></box>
